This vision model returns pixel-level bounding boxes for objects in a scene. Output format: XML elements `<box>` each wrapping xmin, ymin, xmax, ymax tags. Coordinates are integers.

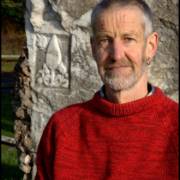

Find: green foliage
<box><xmin>1</xmin><ymin>61</ymin><xmax>18</xmax><ymax>72</ymax></box>
<box><xmin>1</xmin><ymin>144</ymin><xmax>23</xmax><ymax>179</ymax></box>
<box><xmin>2</xmin><ymin>0</ymin><xmax>25</xmax><ymax>24</ymax></box>
<box><xmin>1</xmin><ymin>93</ymin><xmax>23</xmax><ymax>179</ymax></box>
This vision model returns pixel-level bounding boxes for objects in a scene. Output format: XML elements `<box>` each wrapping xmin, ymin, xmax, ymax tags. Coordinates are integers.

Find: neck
<box><xmin>105</xmin><ymin>73</ymin><xmax>149</xmax><ymax>104</ymax></box>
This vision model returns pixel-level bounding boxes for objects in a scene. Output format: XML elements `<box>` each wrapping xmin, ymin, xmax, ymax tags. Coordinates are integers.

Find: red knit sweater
<box><xmin>35</xmin><ymin>87</ymin><xmax>178</xmax><ymax>180</ymax></box>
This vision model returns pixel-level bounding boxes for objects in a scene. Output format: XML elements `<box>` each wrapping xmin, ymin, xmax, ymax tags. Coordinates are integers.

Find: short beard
<box><xmin>100</xmin><ymin>60</ymin><xmax>148</xmax><ymax>91</ymax></box>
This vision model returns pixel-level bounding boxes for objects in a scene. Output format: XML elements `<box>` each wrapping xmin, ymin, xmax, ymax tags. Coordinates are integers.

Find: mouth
<box><xmin>106</xmin><ymin>66</ymin><xmax>131</xmax><ymax>70</ymax></box>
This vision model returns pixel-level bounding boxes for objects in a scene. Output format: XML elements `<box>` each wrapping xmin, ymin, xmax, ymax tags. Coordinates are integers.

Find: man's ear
<box><xmin>145</xmin><ymin>32</ymin><xmax>158</xmax><ymax>62</ymax></box>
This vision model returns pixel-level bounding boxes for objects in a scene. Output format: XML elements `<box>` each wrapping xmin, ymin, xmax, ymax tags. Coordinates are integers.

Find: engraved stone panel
<box><xmin>35</xmin><ymin>35</ymin><xmax>69</xmax><ymax>88</ymax></box>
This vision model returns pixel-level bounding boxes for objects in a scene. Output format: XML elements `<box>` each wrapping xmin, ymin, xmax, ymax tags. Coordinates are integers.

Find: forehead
<box><xmin>94</xmin><ymin>5</ymin><xmax>145</xmax><ymax>35</ymax></box>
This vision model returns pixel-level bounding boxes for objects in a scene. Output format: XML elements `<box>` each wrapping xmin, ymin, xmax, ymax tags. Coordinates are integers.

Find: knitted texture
<box><xmin>35</xmin><ymin>87</ymin><xmax>178</xmax><ymax>180</ymax></box>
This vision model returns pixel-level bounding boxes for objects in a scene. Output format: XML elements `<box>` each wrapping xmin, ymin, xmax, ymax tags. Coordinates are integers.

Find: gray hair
<box><xmin>91</xmin><ymin>0</ymin><xmax>153</xmax><ymax>37</ymax></box>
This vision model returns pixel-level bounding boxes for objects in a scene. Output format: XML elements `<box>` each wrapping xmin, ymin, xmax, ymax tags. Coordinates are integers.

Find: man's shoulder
<box><xmin>157</xmin><ymin>90</ymin><xmax>179</xmax><ymax>124</ymax></box>
<box><xmin>154</xmin><ymin>86</ymin><xmax>178</xmax><ymax>109</ymax></box>
<box><xmin>162</xmin><ymin>93</ymin><xmax>178</xmax><ymax>111</ymax></box>
<box><xmin>49</xmin><ymin>99</ymin><xmax>93</xmax><ymax>126</ymax></box>
<box><xmin>53</xmin><ymin>102</ymin><xmax>84</xmax><ymax>118</ymax></box>
<box><xmin>160</xmin><ymin>94</ymin><xmax>178</xmax><ymax>134</ymax></box>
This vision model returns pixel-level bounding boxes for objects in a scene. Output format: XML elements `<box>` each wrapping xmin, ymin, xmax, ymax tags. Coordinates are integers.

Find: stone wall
<box><xmin>147</xmin><ymin>0</ymin><xmax>179</xmax><ymax>100</ymax></box>
<box><xmin>14</xmin><ymin>0</ymin><xmax>178</xmax><ymax>179</ymax></box>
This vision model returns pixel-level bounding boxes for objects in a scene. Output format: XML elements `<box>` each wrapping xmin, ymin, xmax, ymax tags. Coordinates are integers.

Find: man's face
<box><xmin>91</xmin><ymin>6</ymin><xmax>152</xmax><ymax>91</ymax></box>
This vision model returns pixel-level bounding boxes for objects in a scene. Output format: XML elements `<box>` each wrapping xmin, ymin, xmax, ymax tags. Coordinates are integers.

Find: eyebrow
<box><xmin>122</xmin><ymin>32</ymin><xmax>138</xmax><ymax>37</ymax></box>
<box><xmin>95</xmin><ymin>31</ymin><xmax>139</xmax><ymax>38</ymax></box>
<box><xmin>95</xmin><ymin>31</ymin><xmax>113</xmax><ymax>37</ymax></box>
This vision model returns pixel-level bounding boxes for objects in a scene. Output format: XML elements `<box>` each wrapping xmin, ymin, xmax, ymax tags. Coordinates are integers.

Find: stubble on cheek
<box><xmin>98</xmin><ymin>57</ymin><xmax>148</xmax><ymax>91</ymax></box>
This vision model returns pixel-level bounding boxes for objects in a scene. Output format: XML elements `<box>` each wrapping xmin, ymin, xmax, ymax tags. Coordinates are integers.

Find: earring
<box><xmin>147</xmin><ymin>58</ymin><xmax>151</xmax><ymax>65</ymax></box>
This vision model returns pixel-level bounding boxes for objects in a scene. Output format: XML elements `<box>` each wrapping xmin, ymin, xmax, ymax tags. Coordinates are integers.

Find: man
<box><xmin>35</xmin><ymin>0</ymin><xmax>178</xmax><ymax>179</ymax></box>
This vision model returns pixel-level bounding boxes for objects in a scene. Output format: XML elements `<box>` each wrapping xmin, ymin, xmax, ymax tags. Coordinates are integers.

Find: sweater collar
<box><xmin>90</xmin><ymin>86</ymin><xmax>165</xmax><ymax>117</ymax></box>
<box><xmin>99</xmin><ymin>83</ymin><xmax>155</xmax><ymax>98</ymax></box>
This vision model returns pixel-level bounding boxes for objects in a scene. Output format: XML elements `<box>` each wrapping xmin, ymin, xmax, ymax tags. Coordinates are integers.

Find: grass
<box><xmin>1</xmin><ymin>144</ymin><xmax>24</xmax><ymax>180</ymax></box>
<box><xmin>1</xmin><ymin>93</ymin><xmax>23</xmax><ymax>179</ymax></box>
<box><xmin>1</xmin><ymin>60</ymin><xmax>18</xmax><ymax>73</ymax></box>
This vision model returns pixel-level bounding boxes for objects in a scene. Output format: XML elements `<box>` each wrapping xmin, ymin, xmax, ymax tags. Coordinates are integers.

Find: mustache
<box><xmin>105</xmin><ymin>59</ymin><xmax>133</xmax><ymax>69</ymax></box>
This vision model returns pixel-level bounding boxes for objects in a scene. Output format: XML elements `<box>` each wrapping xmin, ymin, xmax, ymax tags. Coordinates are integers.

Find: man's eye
<box><xmin>98</xmin><ymin>38</ymin><xmax>111</xmax><ymax>47</ymax></box>
<box><xmin>99</xmin><ymin>38</ymin><xmax>109</xmax><ymax>43</ymax></box>
<box><xmin>124</xmin><ymin>37</ymin><xmax>135</xmax><ymax>42</ymax></box>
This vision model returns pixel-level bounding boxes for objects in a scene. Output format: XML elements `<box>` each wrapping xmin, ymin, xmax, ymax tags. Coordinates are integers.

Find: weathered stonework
<box><xmin>13</xmin><ymin>47</ymin><xmax>33</xmax><ymax>180</ymax></box>
<box><xmin>49</xmin><ymin>0</ymin><xmax>99</xmax><ymax>19</ymax></box>
<box><xmin>13</xmin><ymin>0</ymin><xmax>178</xmax><ymax>179</ymax></box>
<box><xmin>146</xmin><ymin>0</ymin><xmax>179</xmax><ymax>101</ymax></box>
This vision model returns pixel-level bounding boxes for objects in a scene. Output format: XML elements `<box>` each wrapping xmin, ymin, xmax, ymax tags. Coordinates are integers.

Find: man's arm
<box><xmin>35</xmin><ymin>115</ymin><xmax>56</xmax><ymax>180</ymax></box>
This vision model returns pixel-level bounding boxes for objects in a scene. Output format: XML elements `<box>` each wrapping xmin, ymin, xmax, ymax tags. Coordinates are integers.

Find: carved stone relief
<box><xmin>30</xmin><ymin>0</ymin><xmax>66</xmax><ymax>34</ymax></box>
<box><xmin>48</xmin><ymin>0</ymin><xmax>99</xmax><ymax>31</ymax></box>
<box><xmin>30</xmin><ymin>0</ymin><xmax>46</xmax><ymax>28</ymax></box>
<box><xmin>35</xmin><ymin>35</ymin><xmax>69</xmax><ymax>88</ymax></box>
<box><xmin>49</xmin><ymin>0</ymin><xmax>99</xmax><ymax>19</ymax></box>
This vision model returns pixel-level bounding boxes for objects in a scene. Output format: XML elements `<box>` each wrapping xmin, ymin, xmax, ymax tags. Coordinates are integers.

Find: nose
<box><xmin>110</xmin><ymin>39</ymin><xmax>124</xmax><ymax>61</ymax></box>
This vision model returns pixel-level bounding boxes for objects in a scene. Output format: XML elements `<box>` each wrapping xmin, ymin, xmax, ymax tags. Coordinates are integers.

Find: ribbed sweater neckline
<box><xmin>90</xmin><ymin>87</ymin><xmax>165</xmax><ymax>117</ymax></box>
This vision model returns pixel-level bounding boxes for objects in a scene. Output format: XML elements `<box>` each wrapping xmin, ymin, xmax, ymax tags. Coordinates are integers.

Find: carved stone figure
<box><xmin>36</xmin><ymin>35</ymin><xmax>68</xmax><ymax>88</ymax></box>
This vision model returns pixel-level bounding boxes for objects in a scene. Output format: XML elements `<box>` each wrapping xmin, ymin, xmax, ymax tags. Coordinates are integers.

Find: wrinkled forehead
<box><xmin>93</xmin><ymin>5</ymin><xmax>145</xmax><ymax>33</ymax></box>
